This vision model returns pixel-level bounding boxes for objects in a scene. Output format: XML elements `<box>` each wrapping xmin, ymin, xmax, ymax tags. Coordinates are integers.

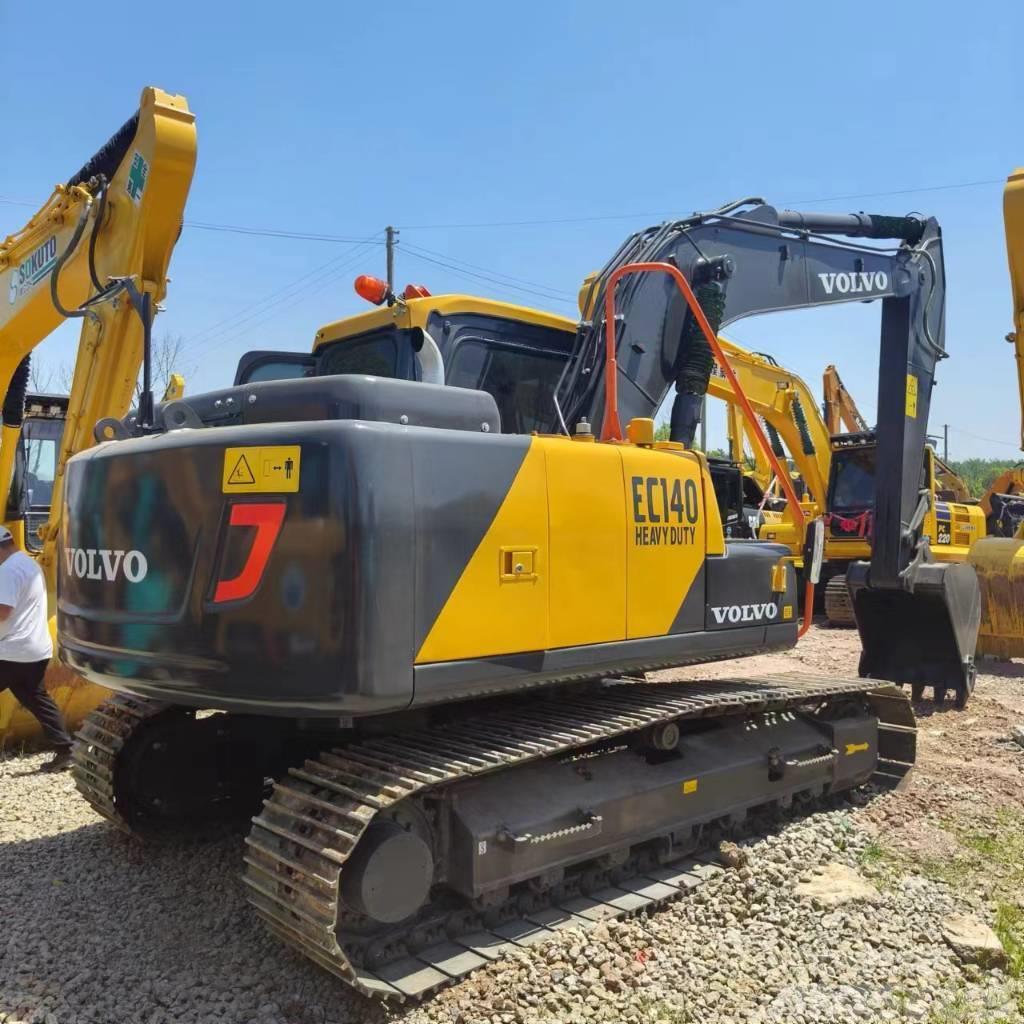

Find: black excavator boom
<box><xmin>557</xmin><ymin>201</ymin><xmax>980</xmax><ymax>704</ymax></box>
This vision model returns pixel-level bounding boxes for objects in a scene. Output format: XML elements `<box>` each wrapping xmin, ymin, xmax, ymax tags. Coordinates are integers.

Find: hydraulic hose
<box><xmin>86</xmin><ymin>177</ymin><xmax>109</xmax><ymax>292</ymax></box>
<box><xmin>3</xmin><ymin>357</ymin><xmax>31</xmax><ymax>430</ymax></box>
<box><xmin>49</xmin><ymin>193</ymin><xmax>95</xmax><ymax>320</ymax></box>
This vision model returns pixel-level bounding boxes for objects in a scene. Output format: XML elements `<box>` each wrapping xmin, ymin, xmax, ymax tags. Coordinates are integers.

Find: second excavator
<box><xmin>0</xmin><ymin>87</ymin><xmax>195</xmax><ymax>745</ymax></box>
<box><xmin>63</xmin><ymin>124</ymin><xmax>974</xmax><ymax>998</ymax></box>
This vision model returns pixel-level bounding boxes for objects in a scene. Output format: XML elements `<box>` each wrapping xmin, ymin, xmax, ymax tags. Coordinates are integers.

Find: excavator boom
<box><xmin>0</xmin><ymin>87</ymin><xmax>196</xmax><ymax>743</ymax></box>
<box><xmin>559</xmin><ymin>201</ymin><xmax>978</xmax><ymax>699</ymax></box>
<box><xmin>822</xmin><ymin>364</ymin><xmax>868</xmax><ymax>435</ymax></box>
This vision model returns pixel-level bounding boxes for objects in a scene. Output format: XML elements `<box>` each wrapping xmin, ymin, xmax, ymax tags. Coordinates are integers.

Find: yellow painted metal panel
<box><xmin>969</xmin><ymin>537</ymin><xmax>1024</xmax><ymax>658</ymax></box>
<box><xmin>905</xmin><ymin>374</ymin><xmax>918</xmax><ymax>418</ymax></box>
<box><xmin>416</xmin><ymin>442</ymin><xmax>549</xmax><ymax>662</ymax></box>
<box><xmin>544</xmin><ymin>439</ymin><xmax>626</xmax><ymax>648</ymax></box>
<box><xmin>620</xmin><ymin>447</ymin><xmax>706</xmax><ymax>639</ymax></box>
<box><xmin>314</xmin><ymin>295</ymin><xmax>576</xmax><ymax>349</ymax></box>
<box><xmin>222</xmin><ymin>446</ymin><xmax>301</xmax><ymax>493</ymax></box>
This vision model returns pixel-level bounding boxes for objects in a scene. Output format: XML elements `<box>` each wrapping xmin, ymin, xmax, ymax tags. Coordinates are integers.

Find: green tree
<box><xmin>947</xmin><ymin>458</ymin><xmax>1022</xmax><ymax>497</ymax></box>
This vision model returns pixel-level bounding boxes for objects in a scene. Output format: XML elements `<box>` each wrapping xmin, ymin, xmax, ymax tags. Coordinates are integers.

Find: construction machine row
<box><xmin>1</xmin><ymin>87</ymin><xmax>1019</xmax><ymax>1001</ymax></box>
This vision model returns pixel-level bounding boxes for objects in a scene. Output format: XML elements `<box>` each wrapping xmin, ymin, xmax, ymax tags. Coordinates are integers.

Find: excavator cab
<box><xmin>6</xmin><ymin>393</ymin><xmax>68</xmax><ymax>553</ymax></box>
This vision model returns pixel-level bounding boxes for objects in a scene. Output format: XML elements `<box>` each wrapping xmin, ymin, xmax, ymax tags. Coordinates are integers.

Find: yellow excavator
<box><xmin>823</xmin><ymin>363</ymin><xmax>972</xmax><ymax>503</ymax></box>
<box><xmin>710</xmin><ymin>341</ymin><xmax>830</xmax><ymax>549</ymax></box>
<box><xmin>710</xmin><ymin>348</ymin><xmax>984</xmax><ymax>633</ymax></box>
<box><xmin>968</xmin><ymin>167</ymin><xmax>1024</xmax><ymax>657</ymax></box>
<box><xmin>0</xmin><ymin>86</ymin><xmax>196</xmax><ymax>745</ymax></box>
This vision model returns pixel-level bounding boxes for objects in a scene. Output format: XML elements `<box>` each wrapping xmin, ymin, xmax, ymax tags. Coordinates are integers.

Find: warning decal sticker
<box><xmin>222</xmin><ymin>446</ymin><xmax>301</xmax><ymax>493</ymax></box>
<box><xmin>227</xmin><ymin>454</ymin><xmax>256</xmax><ymax>486</ymax></box>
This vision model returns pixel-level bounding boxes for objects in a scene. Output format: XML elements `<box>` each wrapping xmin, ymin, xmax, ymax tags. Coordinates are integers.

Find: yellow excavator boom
<box><xmin>1007</xmin><ymin>168</ymin><xmax>1024</xmax><ymax>450</ymax></box>
<box><xmin>708</xmin><ymin>338</ymin><xmax>829</xmax><ymax>551</ymax></box>
<box><xmin>822</xmin><ymin>363</ymin><xmax>868</xmax><ymax>435</ymax></box>
<box><xmin>0</xmin><ymin>87</ymin><xmax>196</xmax><ymax>744</ymax></box>
<box><xmin>709</xmin><ymin>338</ymin><xmax>830</xmax><ymax>505</ymax></box>
<box><xmin>968</xmin><ymin>167</ymin><xmax>1024</xmax><ymax>657</ymax></box>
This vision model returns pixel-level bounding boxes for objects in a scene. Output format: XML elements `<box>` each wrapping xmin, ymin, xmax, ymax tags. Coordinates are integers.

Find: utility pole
<box><xmin>385</xmin><ymin>225</ymin><xmax>398</xmax><ymax>298</ymax></box>
<box><xmin>943</xmin><ymin>423</ymin><xmax>949</xmax><ymax>462</ymax></box>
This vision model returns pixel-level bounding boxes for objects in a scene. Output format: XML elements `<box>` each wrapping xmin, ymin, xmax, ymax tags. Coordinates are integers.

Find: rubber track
<box><xmin>71</xmin><ymin>692</ymin><xmax>171</xmax><ymax>833</ymax></box>
<box><xmin>242</xmin><ymin>673</ymin><xmax>914</xmax><ymax>1001</ymax></box>
<box><xmin>824</xmin><ymin>575</ymin><xmax>856</xmax><ymax>627</ymax></box>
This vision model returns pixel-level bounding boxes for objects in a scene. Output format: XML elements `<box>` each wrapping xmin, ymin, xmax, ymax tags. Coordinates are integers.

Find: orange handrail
<box><xmin>601</xmin><ymin>260</ymin><xmax>814</xmax><ymax>636</ymax></box>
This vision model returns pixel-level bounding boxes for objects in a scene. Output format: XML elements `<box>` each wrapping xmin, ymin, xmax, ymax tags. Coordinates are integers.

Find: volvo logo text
<box><xmin>817</xmin><ymin>271</ymin><xmax>888</xmax><ymax>296</ymax></box>
<box><xmin>711</xmin><ymin>602</ymin><xmax>778</xmax><ymax>625</ymax></box>
<box><xmin>63</xmin><ymin>547</ymin><xmax>149</xmax><ymax>583</ymax></box>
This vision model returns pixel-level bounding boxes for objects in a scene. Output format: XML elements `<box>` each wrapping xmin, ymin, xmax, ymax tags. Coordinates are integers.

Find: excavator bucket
<box><xmin>846</xmin><ymin>561</ymin><xmax>981</xmax><ymax>705</ymax></box>
<box><xmin>968</xmin><ymin>537</ymin><xmax>1024</xmax><ymax>658</ymax></box>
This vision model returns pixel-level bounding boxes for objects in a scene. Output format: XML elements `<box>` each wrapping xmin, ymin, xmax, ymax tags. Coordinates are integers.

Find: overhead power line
<box><xmin>400</xmin><ymin>248</ymin><xmax>575</xmax><ymax>307</ymax></box>
<box><xmin>401</xmin><ymin>241</ymin><xmax>574</xmax><ymax>298</ymax></box>
<box><xmin>3</xmin><ymin>173</ymin><xmax>1006</xmax><ymax>236</ymax></box>
<box><xmin>186</xmin><ymin>221</ymin><xmax>387</xmax><ymax>244</ymax></box>
<box><xmin>187</xmin><ymin>240</ymin><xmax>382</xmax><ymax>359</ymax></box>
<box><xmin>394</xmin><ymin>178</ymin><xmax>1005</xmax><ymax>231</ymax></box>
<box><xmin>181</xmin><ymin>233</ymin><xmax>383</xmax><ymax>357</ymax></box>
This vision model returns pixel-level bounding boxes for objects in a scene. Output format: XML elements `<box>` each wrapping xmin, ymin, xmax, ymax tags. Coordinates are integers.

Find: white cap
<box><xmin>0</xmin><ymin>526</ymin><xmax>13</xmax><ymax>543</ymax></box>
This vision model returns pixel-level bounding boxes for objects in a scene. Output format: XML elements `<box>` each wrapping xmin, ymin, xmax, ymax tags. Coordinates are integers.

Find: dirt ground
<box><xmin>659</xmin><ymin>625</ymin><xmax>1024</xmax><ymax>900</ymax></box>
<box><xmin>664</xmin><ymin>625</ymin><xmax>1024</xmax><ymax>825</ymax></box>
<box><xmin>1</xmin><ymin>624</ymin><xmax>1022</xmax><ymax>1024</ymax></box>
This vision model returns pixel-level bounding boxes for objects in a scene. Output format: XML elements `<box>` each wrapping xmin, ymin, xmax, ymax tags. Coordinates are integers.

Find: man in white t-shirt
<box><xmin>0</xmin><ymin>526</ymin><xmax>71</xmax><ymax>771</ymax></box>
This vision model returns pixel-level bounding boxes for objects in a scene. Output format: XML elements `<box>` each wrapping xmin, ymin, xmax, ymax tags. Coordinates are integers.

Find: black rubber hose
<box><xmin>86</xmin><ymin>177</ymin><xmax>109</xmax><ymax>292</ymax></box>
<box><xmin>3</xmin><ymin>356</ymin><xmax>31</xmax><ymax>429</ymax></box>
<box><xmin>49</xmin><ymin>199</ymin><xmax>96</xmax><ymax>319</ymax></box>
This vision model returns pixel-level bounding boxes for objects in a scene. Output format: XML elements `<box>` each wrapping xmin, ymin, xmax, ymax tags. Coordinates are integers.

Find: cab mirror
<box><xmin>803</xmin><ymin>517</ymin><xmax>825</xmax><ymax>586</ymax></box>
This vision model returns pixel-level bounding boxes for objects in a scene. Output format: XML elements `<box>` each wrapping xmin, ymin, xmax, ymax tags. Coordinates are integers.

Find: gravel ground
<box><xmin>2</xmin><ymin>625</ymin><xmax>1022</xmax><ymax>1024</ymax></box>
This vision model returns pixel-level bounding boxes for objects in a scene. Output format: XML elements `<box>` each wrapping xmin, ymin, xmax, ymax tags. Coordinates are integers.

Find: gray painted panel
<box><xmin>412</xmin><ymin>623</ymin><xmax>796</xmax><ymax>706</ymax></box>
<box><xmin>668</xmin><ymin>563</ymin><xmax>706</xmax><ymax>634</ymax></box>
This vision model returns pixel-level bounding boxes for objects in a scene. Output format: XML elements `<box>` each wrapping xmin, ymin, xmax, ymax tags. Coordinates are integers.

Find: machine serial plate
<box><xmin>222</xmin><ymin>446</ymin><xmax>301</xmax><ymax>493</ymax></box>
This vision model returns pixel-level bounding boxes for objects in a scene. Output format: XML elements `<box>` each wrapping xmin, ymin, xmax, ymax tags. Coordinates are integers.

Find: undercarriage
<box><xmin>72</xmin><ymin>673</ymin><xmax>914</xmax><ymax>1001</ymax></box>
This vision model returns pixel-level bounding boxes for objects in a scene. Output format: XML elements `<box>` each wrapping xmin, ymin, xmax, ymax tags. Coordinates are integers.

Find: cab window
<box><xmin>319</xmin><ymin>334</ymin><xmax>400</xmax><ymax>378</ymax></box>
<box><xmin>446</xmin><ymin>338</ymin><xmax>566</xmax><ymax>434</ymax></box>
<box><xmin>246</xmin><ymin>360</ymin><xmax>313</xmax><ymax>383</ymax></box>
<box><xmin>831</xmin><ymin>449</ymin><xmax>876</xmax><ymax>509</ymax></box>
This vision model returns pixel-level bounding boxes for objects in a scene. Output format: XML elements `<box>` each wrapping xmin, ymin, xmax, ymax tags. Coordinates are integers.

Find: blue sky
<box><xmin>2</xmin><ymin>0</ymin><xmax>1021</xmax><ymax>458</ymax></box>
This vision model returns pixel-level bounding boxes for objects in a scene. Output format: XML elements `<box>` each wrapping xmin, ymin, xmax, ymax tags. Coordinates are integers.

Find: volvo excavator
<box><xmin>0</xmin><ymin>87</ymin><xmax>196</xmax><ymax>744</ymax></box>
<box><xmin>62</xmin><ymin>158</ymin><xmax>983</xmax><ymax>998</ymax></box>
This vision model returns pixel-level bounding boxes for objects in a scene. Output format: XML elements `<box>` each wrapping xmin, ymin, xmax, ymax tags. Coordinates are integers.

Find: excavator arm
<box><xmin>708</xmin><ymin>338</ymin><xmax>831</xmax><ymax>506</ymax></box>
<box><xmin>822</xmin><ymin>364</ymin><xmax>868</xmax><ymax>435</ymax></box>
<box><xmin>557</xmin><ymin>200</ymin><xmax>978</xmax><ymax>698</ymax></box>
<box><xmin>0</xmin><ymin>87</ymin><xmax>196</xmax><ymax>587</ymax></box>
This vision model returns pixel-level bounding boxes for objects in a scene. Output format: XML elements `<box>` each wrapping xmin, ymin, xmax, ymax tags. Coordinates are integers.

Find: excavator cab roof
<box><xmin>313</xmin><ymin>293</ymin><xmax>575</xmax><ymax>349</ymax></box>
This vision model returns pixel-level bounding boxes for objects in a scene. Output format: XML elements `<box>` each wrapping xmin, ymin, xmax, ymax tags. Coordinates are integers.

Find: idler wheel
<box><xmin>340</xmin><ymin>820</ymin><xmax>434</xmax><ymax>924</ymax></box>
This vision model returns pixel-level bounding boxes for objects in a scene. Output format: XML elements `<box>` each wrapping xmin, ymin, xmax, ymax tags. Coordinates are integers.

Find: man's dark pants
<box><xmin>2</xmin><ymin>659</ymin><xmax>72</xmax><ymax>748</ymax></box>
